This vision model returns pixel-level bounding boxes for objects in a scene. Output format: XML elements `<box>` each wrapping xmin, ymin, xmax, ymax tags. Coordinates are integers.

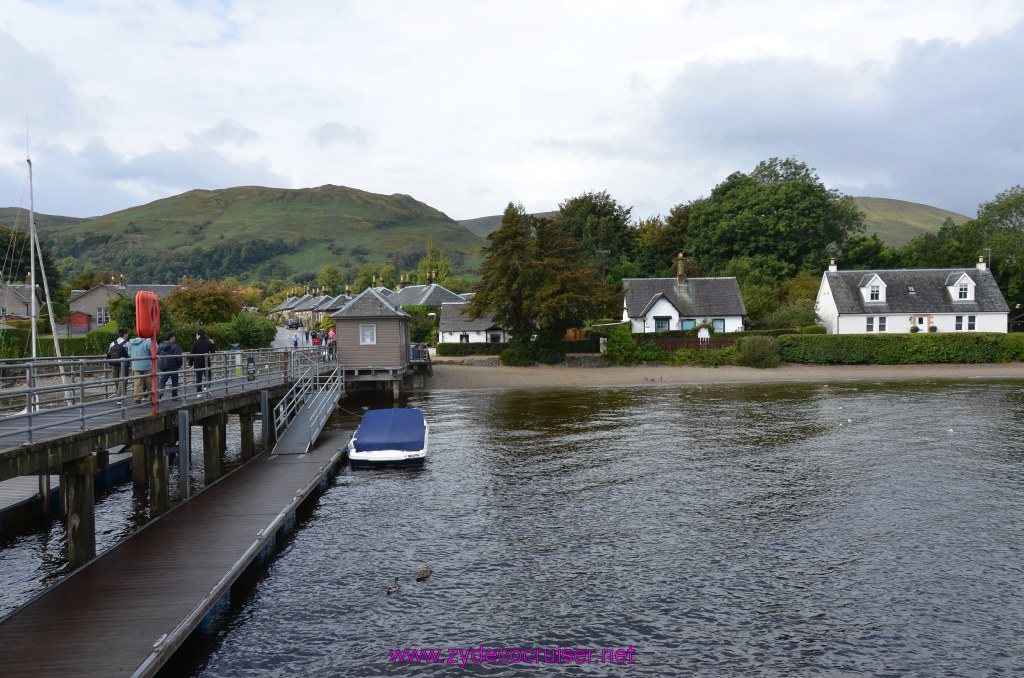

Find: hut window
<box><xmin>359</xmin><ymin>324</ymin><xmax>376</xmax><ymax>345</ymax></box>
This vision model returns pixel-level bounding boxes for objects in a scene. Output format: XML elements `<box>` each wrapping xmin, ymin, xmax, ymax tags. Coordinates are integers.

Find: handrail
<box><xmin>273</xmin><ymin>350</ymin><xmax>344</xmax><ymax>451</ymax></box>
<box><xmin>0</xmin><ymin>348</ymin><xmax>298</xmax><ymax>445</ymax></box>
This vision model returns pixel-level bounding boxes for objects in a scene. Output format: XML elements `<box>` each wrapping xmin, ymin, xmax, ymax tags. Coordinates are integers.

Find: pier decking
<box><xmin>0</xmin><ymin>429</ymin><xmax>349</xmax><ymax>677</ymax></box>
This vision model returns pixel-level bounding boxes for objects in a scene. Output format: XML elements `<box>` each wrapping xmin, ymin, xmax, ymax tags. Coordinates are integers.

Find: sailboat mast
<box><xmin>27</xmin><ymin>157</ymin><xmax>37</xmax><ymax>358</ymax></box>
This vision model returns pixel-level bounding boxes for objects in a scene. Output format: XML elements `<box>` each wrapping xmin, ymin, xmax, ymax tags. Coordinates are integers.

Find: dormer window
<box><xmin>958</xmin><ymin>283</ymin><xmax>969</xmax><ymax>300</ymax></box>
<box><xmin>859</xmin><ymin>274</ymin><xmax>886</xmax><ymax>304</ymax></box>
<box><xmin>946</xmin><ymin>273</ymin><xmax>975</xmax><ymax>302</ymax></box>
<box><xmin>870</xmin><ymin>285</ymin><xmax>880</xmax><ymax>301</ymax></box>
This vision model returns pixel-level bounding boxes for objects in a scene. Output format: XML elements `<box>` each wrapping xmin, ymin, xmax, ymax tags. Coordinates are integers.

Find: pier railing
<box><xmin>0</xmin><ymin>348</ymin><xmax>314</xmax><ymax>444</ymax></box>
<box><xmin>273</xmin><ymin>349</ymin><xmax>344</xmax><ymax>453</ymax></box>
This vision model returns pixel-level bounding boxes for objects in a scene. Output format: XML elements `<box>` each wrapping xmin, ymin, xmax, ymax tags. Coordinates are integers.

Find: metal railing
<box><xmin>273</xmin><ymin>349</ymin><xmax>344</xmax><ymax>453</ymax></box>
<box><xmin>0</xmin><ymin>348</ymin><xmax>300</xmax><ymax>445</ymax></box>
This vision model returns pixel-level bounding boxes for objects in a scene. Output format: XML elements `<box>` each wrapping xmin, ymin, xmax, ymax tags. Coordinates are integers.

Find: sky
<box><xmin>2</xmin><ymin>0</ymin><xmax>1023</xmax><ymax>223</ymax></box>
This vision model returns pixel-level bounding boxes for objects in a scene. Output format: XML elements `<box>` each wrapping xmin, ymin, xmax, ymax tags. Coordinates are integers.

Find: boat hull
<box><xmin>346</xmin><ymin>409</ymin><xmax>428</xmax><ymax>469</ymax></box>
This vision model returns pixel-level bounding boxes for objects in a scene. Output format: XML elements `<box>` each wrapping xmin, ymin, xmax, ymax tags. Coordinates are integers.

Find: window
<box><xmin>956</xmin><ymin>315</ymin><xmax>963</xmax><ymax>331</ymax></box>
<box><xmin>878</xmin><ymin>316</ymin><xmax>887</xmax><ymax>332</ymax></box>
<box><xmin>97</xmin><ymin>307</ymin><xmax>110</xmax><ymax>324</ymax></box>
<box><xmin>713</xmin><ymin>319</ymin><xmax>725</xmax><ymax>333</ymax></box>
<box><xmin>866</xmin><ymin>317</ymin><xmax>874</xmax><ymax>332</ymax></box>
<box><xmin>870</xmin><ymin>285</ymin><xmax>880</xmax><ymax>301</ymax></box>
<box><xmin>459</xmin><ymin>334</ymin><xmax>469</xmax><ymax>343</ymax></box>
<box><xmin>958</xmin><ymin>283</ymin><xmax>969</xmax><ymax>300</ymax></box>
<box><xmin>681</xmin><ymin>319</ymin><xmax>696</xmax><ymax>330</ymax></box>
<box><xmin>488</xmin><ymin>332</ymin><xmax>502</xmax><ymax>343</ymax></box>
<box><xmin>968</xmin><ymin>315</ymin><xmax>976</xmax><ymax>331</ymax></box>
<box><xmin>908</xmin><ymin>285</ymin><xmax>916</xmax><ymax>294</ymax></box>
<box><xmin>654</xmin><ymin>317</ymin><xmax>670</xmax><ymax>332</ymax></box>
<box><xmin>359</xmin><ymin>323</ymin><xmax>376</xmax><ymax>345</ymax></box>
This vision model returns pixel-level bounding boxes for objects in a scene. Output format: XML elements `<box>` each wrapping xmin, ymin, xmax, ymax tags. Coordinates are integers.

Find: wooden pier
<box><xmin>0</xmin><ymin>429</ymin><xmax>349</xmax><ymax>677</ymax></box>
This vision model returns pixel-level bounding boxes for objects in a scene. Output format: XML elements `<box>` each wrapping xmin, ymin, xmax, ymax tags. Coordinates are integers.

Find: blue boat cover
<box><xmin>355</xmin><ymin>408</ymin><xmax>426</xmax><ymax>452</ymax></box>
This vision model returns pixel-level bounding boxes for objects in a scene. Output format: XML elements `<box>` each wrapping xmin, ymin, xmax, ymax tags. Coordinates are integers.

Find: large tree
<box><xmin>686</xmin><ymin>157</ymin><xmax>864</xmax><ymax>274</ymax></box>
<box><xmin>468</xmin><ymin>203</ymin><xmax>616</xmax><ymax>354</ymax></box>
<box><xmin>553</xmin><ymin>190</ymin><xmax>634</xmax><ymax>271</ymax></box>
<box><xmin>166</xmin><ymin>279</ymin><xmax>242</xmax><ymax>325</ymax></box>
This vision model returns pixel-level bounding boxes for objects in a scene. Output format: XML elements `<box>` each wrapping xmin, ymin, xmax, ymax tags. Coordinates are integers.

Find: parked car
<box><xmin>286</xmin><ymin>318</ymin><xmax>301</xmax><ymax>329</ymax></box>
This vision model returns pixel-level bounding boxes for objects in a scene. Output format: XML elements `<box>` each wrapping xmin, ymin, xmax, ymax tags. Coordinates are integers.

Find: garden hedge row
<box><xmin>436</xmin><ymin>336</ymin><xmax>600</xmax><ymax>357</ymax></box>
<box><xmin>776</xmin><ymin>333</ymin><xmax>1024</xmax><ymax>365</ymax></box>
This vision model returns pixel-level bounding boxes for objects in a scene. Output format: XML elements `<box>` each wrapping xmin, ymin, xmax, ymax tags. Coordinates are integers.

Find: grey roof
<box><xmin>2</xmin><ymin>283</ymin><xmax>36</xmax><ymax>302</ymax></box>
<box><xmin>282</xmin><ymin>294</ymin><xmax>310</xmax><ymax>311</ymax></box>
<box><xmin>622</xmin><ymin>277</ymin><xmax>746</xmax><ymax>318</ymax></box>
<box><xmin>387</xmin><ymin>284</ymin><xmax>465</xmax><ymax>307</ymax></box>
<box><xmin>330</xmin><ymin>287</ymin><xmax>411</xmax><ymax>319</ymax></box>
<box><xmin>291</xmin><ymin>294</ymin><xmax>329</xmax><ymax>312</ymax></box>
<box><xmin>69</xmin><ymin>283</ymin><xmax>177</xmax><ymax>302</ymax></box>
<box><xmin>314</xmin><ymin>294</ymin><xmax>351</xmax><ymax>312</ymax></box>
<box><xmin>825</xmin><ymin>268</ymin><xmax>1009</xmax><ymax>315</ymax></box>
<box><xmin>270</xmin><ymin>296</ymin><xmax>298</xmax><ymax>313</ymax></box>
<box><xmin>438</xmin><ymin>302</ymin><xmax>502</xmax><ymax>332</ymax></box>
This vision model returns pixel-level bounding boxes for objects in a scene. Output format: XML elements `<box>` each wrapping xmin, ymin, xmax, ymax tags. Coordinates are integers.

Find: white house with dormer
<box><xmin>816</xmin><ymin>258</ymin><xmax>1009</xmax><ymax>334</ymax></box>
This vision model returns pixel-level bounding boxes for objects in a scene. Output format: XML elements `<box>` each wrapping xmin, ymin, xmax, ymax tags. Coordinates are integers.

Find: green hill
<box><xmin>459</xmin><ymin>211</ymin><xmax>558</xmax><ymax>238</ymax></box>
<box><xmin>33</xmin><ymin>185</ymin><xmax>486</xmax><ymax>284</ymax></box>
<box><xmin>0</xmin><ymin>208</ymin><xmax>89</xmax><ymax>231</ymax></box>
<box><xmin>853</xmin><ymin>197</ymin><xmax>970</xmax><ymax>247</ymax></box>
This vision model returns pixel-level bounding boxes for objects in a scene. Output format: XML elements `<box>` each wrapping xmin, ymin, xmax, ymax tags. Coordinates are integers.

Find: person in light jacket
<box><xmin>126</xmin><ymin>335</ymin><xmax>153</xmax><ymax>405</ymax></box>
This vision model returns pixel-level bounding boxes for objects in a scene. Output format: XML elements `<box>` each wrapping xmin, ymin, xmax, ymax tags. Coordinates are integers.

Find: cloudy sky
<box><xmin>2</xmin><ymin>0</ymin><xmax>1023</xmax><ymax>222</ymax></box>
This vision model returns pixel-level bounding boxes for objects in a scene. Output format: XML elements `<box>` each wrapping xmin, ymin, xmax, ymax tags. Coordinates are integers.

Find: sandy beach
<box><xmin>424</xmin><ymin>359</ymin><xmax>1024</xmax><ymax>390</ymax></box>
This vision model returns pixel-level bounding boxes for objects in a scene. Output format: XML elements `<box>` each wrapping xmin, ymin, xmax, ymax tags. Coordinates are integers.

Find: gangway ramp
<box><xmin>272</xmin><ymin>357</ymin><xmax>344</xmax><ymax>455</ymax></box>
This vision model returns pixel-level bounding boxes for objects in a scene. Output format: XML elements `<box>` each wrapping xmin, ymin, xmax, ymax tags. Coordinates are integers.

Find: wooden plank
<box><xmin>0</xmin><ymin>428</ymin><xmax>348</xmax><ymax>678</ymax></box>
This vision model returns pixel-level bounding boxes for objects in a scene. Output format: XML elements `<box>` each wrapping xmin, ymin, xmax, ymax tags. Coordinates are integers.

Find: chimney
<box><xmin>829</xmin><ymin>258</ymin><xmax>838</xmax><ymax>272</ymax></box>
<box><xmin>397</xmin><ymin>275</ymin><xmax>406</xmax><ymax>290</ymax></box>
<box><xmin>345</xmin><ymin>284</ymin><xmax>350</xmax><ymax>294</ymax></box>
<box><xmin>674</xmin><ymin>253</ymin><xmax>686</xmax><ymax>284</ymax></box>
<box><xmin>977</xmin><ymin>256</ymin><xmax>987</xmax><ymax>271</ymax></box>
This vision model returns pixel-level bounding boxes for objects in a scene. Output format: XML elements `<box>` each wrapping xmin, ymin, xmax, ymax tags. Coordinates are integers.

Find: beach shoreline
<box><xmin>421</xmin><ymin>359</ymin><xmax>1024</xmax><ymax>390</ymax></box>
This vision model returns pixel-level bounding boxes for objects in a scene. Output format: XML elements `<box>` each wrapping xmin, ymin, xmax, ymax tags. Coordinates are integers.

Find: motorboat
<box><xmin>347</xmin><ymin>408</ymin><xmax>428</xmax><ymax>468</ymax></box>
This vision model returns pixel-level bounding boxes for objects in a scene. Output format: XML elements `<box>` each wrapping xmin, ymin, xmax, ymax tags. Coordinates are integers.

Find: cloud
<box><xmin>652</xmin><ymin>18</ymin><xmax>1024</xmax><ymax>216</ymax></box>
<box><xmin>1</xmin><ymin>136</ymin><xmax>288</xmax><ymax>217</ymax></box>
<box><xmin>308</xmin><ymin>122</ymin><xmax>372</xmax><ymax>148</ymax></box>
<box><xmin>191</xmin><ymin>120</ymin><xmax>259</xmax><ymax>147</ymax></box>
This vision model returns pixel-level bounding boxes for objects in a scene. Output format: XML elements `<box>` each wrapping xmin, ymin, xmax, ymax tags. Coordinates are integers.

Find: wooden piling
<box><xmin>203</xmin><ymin>413</ymin><xmax>225</xmax><ymax>484</ymax></box>
<box><xmin>63</xmin><ymin>454</ymin><xmax>96</xmax><ymax>568</ymax></box>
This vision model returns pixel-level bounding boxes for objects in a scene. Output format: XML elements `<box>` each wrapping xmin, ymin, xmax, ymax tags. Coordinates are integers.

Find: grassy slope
<box><xmin>853</xmin><ymin>197</ymin><xmax>970</xmax><ymax>247</ymax></box>
<box><xmin>0</xmin><ymin>208</ymin><xmax>89</xmax><ymax>231</ymax></box>
<box><xmin>36</xmin><ymin>185</ymin><xmax>486</xmax><ymax>276</ymax></box>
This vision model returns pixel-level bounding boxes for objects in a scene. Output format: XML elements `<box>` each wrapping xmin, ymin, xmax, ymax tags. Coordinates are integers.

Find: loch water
<box><xmin>173</xmin><ymin>380</ymin><xmax>1024</xmax><ymax>677</ymax></box>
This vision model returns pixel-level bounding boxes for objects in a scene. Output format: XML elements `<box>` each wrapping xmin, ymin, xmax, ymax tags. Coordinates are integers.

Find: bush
<box><xmin>499</xmin><ymin>344</ymin><xmax>535</xmax><ymax>366</ymax></box>
<box><xmin>605</xmin><ymin>324</ymin><xmax>639</xmax><ymax>365</ymax></box>
<box><xmin>437</xmin><ymin>342</ymin><xmax>506</xmax><ymax>356</ymax></box>
<box><xmin>664</xmin><ymin>346</ymin><xmax>736</xmax><ymax>367</ymax></box>
<box><xmin>800</xmin><ymin>325</ymin><xmax>826</xmax><ymax>334</ymax></box>
<box><xmin>777</xmin><ymin>333</ymin><xmax>1017</xmax><ymax>365</ymax></box>
<box><xmin>734</xmin><ymin>335</ymin><xmax>780</xmax><ymax>368</ymax></box>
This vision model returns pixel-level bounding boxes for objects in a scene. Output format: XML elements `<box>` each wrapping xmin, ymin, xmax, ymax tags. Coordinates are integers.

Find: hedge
<box><xmin>436</xmin><ymin>336</ymin><xmax>600</xmax><ymax>358</ymax></box>
<box><xmin>776</xmin><ymin>333</ymin><xmax>1024</xmax><ymax>365</ymax></box>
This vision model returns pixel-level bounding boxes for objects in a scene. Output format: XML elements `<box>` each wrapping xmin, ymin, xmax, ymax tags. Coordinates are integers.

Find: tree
<box><xmin>317</xmin><ymin>265</ymin><xmax>345</xmax><ymax>295</ymax></box>
<box><xmin>554</xmin><ymin>190</ymin><xmax>634</xmax><ymax>268</ymax></box>
<box><xmin>166</xmin><ymin>279</ymin><xmax>242</xmax><ymax>325</ymax></box>
<box><xmin>469</xmin><ymin>203</ymin><xmax>617</xmax><ymax>360</ymax></box>
<box><xmin>415</xmin><ymin>242</ymin><xmax>451</xmax><ymax>285</ymax></box>
<box><xmin>0</xmin><ymin>225</ymin><xmax>63</xmax><ymax>302</ymax></box>
<box><xmin>686</xmin><ymin>157</ymin><xmax>864</xmax><ymax>274</ymax></box>
<box><xmin>976</xmin><ymin>185</ymin><xmax>1024</xmax><ymax>232</ymax></box>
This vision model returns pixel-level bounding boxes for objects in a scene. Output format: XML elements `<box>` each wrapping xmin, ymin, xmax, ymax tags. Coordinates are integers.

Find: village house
<box><xmin>329</xmin><ymin>287</ymin><xmax>412</xmax><ymax>396</ymax></box>
<box><xmin>621</xmin><ymin>256</ymin><xmax>746</xmax><ymax>334</ymax></box>
<box><xmin>68</xmin><ymin>282</ymin><xmax>176</xmax><ymax>329</ymax></box>
<box><xmin>0</xmin><ymin>282</ymin><xmax>44</xmax><ymax>320</ymax></box>
<box><xmin>438</xmin><ymin>301</ymin><xmax>508</xmax><ymax>343</ymax></box>
<box><xmin>815</xmin><ymin>258</ymin><xmax>1009</xmax><ymax>334</ymax></box>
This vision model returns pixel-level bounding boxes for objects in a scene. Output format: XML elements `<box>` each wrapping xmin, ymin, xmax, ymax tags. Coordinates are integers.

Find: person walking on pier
<box><xmin>189</xmin><ymin>329</ymin><xmax>216</xmax><ymax>396</ymax></box>
<box><xmin>126</xmin><ymin>334</ymin><xmax>153</xmax><ymax>405</ymax></box>
<box><xmin>106</xmin><ymin>328</ymin><xmax>130</xmax><ymax>399</ymax></box>
<box><xmin>156</xmin><ymin>332</ymin><xmax>184</xmax><ymax>399</ymax></box>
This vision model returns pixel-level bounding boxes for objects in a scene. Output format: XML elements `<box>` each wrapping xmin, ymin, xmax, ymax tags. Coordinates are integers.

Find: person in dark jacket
<box><xmin>188</xmin><ymin>329</ymin><xmax>216</xmax><ymax>396</ymax></box>
<box><xmin>156</xmin><ymin>332</ymin><xmax>184</xmax><ymax>399</ymax></box>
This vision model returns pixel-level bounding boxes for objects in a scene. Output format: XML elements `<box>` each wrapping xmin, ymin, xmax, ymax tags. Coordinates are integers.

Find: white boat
<box><xmin>347</xmin><ymin>408</ymin><xmax>428</xmax><ymax>469</ymax></box>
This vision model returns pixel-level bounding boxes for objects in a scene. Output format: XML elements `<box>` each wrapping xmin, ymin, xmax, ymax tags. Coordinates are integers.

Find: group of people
<box><xmin>107</xmin><ymin>328</ymin><xmax>217</xmax><ymax>403</ymax></box>
<box><xmin>290</xmin><ymin>326</ymin><xmax>337</xmax><ymax>358</ymax></box>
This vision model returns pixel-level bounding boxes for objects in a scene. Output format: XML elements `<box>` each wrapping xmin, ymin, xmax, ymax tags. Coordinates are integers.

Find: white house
<box><xmin>621</xmin><ymin>265</ymin><xmax>746</xmax><ymax>334</ymax></box>
<box><xmin>816</xmin><ymin>258</ymin><xmax>1009</xmax><ymax>334</ymax></box>
<box><xmin>438</xmin><ymin>301</ymin><xmax>508</xmax><ymax>343</ymax></box>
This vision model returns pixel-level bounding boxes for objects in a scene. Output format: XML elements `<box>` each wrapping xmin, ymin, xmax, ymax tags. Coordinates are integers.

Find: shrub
<box><xmin>734</xmin><ymin>335</ymin><xmax>780</xmax><ymax>368</ymax></box>
<box><xmin>665</xmin><ymin>346</ymin><xmax>736</xmax><ymax>367</ymax></box>
<box><xmin>800</xmin><ymin>325</ymin><xmax>827</xmax><ymax>334</ymax></box>
<box><xmin>499</xmin><ymin>344</ymin><xmax>535</xmax><ymax>366</ymax></box>
<box><xmin>605</xmin><ymin>325</ymin><xmax>639</xmax><ymax>365</ymax></box>
<box><xmin>437</xmin><ymin>342</ymin><xmax>506</xmax><ymax>356</ymax></box>
<box><xmin>777</xmin><ymin>333</ymin><xmax>1016</xmax><ymax>365</ymax></box>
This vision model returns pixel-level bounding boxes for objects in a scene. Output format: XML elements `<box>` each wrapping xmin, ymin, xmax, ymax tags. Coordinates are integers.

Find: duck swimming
<box><xmin>416</xmin><ymin>566</ymin><xmax>432</xmax><ymax>582</ymax></box>
<box><xmin>386</xmin><ymin>578</ymin><xmax>400</xmax><ymax>595</ymax></box>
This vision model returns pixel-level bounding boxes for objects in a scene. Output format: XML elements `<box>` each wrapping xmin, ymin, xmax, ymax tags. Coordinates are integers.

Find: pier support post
<box><xmin>239</xmin><ymin>410</ymin><xmax>255</xmax><ymax>461</ymax></box>
<box><xmin>261</xmin><ymin>390</ymin><xmax>274</xmax><ymax>448</ymax></box>
<box><xmin>203</xmin><ymin>413</ymin><xmax>226</xmax><ymax>484</ymax></box>
<box><xmin>392</xmin><ymin>378</ymin><xmax>401</xmax><ymax>400</ymax></box>
<box><xmin>177</xmin><ymin>410</ymin><xmax>191</xmax><ymax>500</ymax></box>
<box><xmin>148</xmin><ymin>440</ymin><xmax>170</xmax><ymax>516</ymax></box>
<box><xmin>38</xmin><ymin>472</ymin><xmax>51</xmax><ymax>516</ymax></box>
<box><xmin>132</xmin><ymin>443</ymin><xmax>147</xmax><ymax>489</ymax></box>
<box><xmin>63</xmin><ymin>454</ymin><xmax>96</xmax><ymax>568</ymax></box>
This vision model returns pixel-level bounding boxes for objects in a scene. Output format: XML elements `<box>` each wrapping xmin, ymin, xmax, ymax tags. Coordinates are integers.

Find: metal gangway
<box><xmin>271</xmin><ymin>348</ymin><xmax>345</xmax><ymax>454</ymax></box>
